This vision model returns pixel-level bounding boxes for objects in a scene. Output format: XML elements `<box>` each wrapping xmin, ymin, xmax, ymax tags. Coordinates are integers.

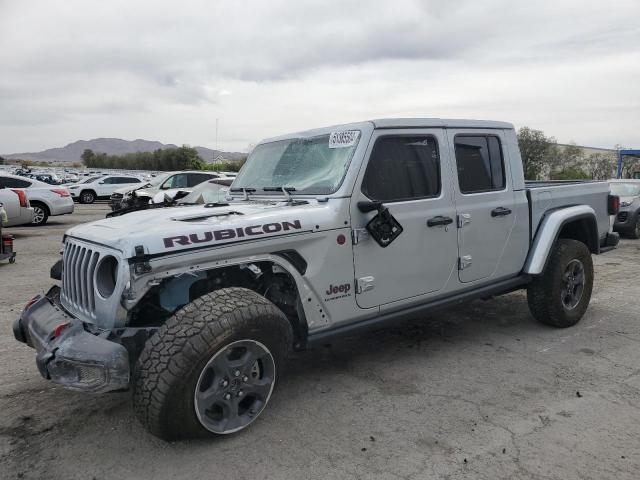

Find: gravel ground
<box><xmin>1</xmin><ymin>204</ymin><xmax>639</xmax><ymax>480</ymax></box>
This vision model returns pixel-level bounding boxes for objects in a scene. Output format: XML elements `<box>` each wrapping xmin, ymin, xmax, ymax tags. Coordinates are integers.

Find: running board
<box><xmin>307</xmin><ymin>275</ymin><xmax>530</xmax><ymax>345</ymax></box>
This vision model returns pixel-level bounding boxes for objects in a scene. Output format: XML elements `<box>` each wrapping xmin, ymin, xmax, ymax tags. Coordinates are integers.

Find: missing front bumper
<box><xmin>13</xmin><ymin>288</ymin><xmax>130</xmax><ymax>393</ymax></box>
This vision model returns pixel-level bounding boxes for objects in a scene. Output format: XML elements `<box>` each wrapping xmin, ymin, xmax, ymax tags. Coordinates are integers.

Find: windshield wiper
<box><xmin>229</xmin><ymin>187</ymin><xmax>256</xmax><ymax>200</ymax></box>
<box><xmin>263</xmin><ymin>186</ymin><xmax>296</xmax><ymax>201</ymax></box>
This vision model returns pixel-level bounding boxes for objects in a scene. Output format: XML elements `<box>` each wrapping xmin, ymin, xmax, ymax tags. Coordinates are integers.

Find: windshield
<box><xmin>232</xmin><ymin>131</ymin><xmax>360</xmax><ymax>195</ymax></box>
<box><xmin>610</xmin><ymin>183</ymin><xmax>640</xmax><ymax>197</ymax></box>
<box><xmin>180</xmin><ymin>181</ymin><xmax>228</xmax><ymax>204</ymax></box>
<box><xmin>81</xmin><ymin>176</ymin><xmax>101</xmax><ymax>184</ymax></box>
<box><xmin>149</xmin><ymin>173</ymin><xmax>172</xmax><ymax>187</ymax></box>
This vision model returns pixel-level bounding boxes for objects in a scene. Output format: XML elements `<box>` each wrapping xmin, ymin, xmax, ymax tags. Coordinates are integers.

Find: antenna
<box><xmin>215</xmin><ymin>118</ymin><xmax>219</xmax><ymax>152</ymax></box>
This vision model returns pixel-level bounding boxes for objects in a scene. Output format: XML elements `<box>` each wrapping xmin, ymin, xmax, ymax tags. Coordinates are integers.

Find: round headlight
<box><xmin>96</xmin><ymin>255</ymin><xmax>118</xmax><ymax>298</ymax></box>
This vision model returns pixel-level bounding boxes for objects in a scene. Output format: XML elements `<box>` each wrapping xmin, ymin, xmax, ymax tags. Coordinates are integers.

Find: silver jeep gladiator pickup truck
<box><xmin>14</xmin><ymin>118</ymin><xmax>620</xmax><ymax>439</ymax></box>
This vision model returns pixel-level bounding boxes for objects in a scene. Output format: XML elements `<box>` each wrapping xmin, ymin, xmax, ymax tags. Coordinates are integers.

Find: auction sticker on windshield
<box><xmin>329</xmin><ymin>130</ymin><xmax>359</xmax><ymax>149</ymax></box>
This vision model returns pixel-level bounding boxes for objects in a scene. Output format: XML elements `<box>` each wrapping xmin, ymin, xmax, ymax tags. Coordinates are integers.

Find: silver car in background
<box><xmin>609</xmin><ymin>179</ymin><xmax>640</xmax><ymax>238</ymax></box>
<box><xmin>0</xmin><ymin>173</ymin><xmax>74</xmax><ymax>226</ymax></box>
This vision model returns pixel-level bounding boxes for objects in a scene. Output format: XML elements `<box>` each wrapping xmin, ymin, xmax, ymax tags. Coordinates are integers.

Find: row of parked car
<box><xmin>0</xmin><ymin>169</ymin><xmax>236</xmax><ymax>226</ymax></box>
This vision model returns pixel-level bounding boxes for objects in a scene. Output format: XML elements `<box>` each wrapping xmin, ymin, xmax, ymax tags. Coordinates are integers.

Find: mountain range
<box><xmin>2</xmin><ymin>138</ymin><xmax>246</xmax><ymax>163</ymax></box>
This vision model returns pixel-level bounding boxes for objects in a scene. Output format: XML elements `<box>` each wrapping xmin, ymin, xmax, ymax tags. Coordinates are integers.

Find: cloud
<box><xmin>0</xmin><ymin>0</ymin><xmax>638</xmax><ymax>152</ymax></box>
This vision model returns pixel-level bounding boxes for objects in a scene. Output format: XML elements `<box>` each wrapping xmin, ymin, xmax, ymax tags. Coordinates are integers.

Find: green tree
<box><xmin>517</xmin><ymin>127</ymin><xmax>557</xmax><ymax>180</ymax></box>
<box><xmin>81</xmin><ymin>149</ymin><xmax>95</xmax><ymax>166</ymax></box>
<box><xmin>0</xmin><ymin>155</ymin><xmax>4</xmax><ymax>165</ymax></box>
<box><xmin>550</xmin><ymin>142</ymin><xmax>584</xmax><ymax>174</ymax></box>
<box><xmin>549</xmin><ymin>166</ymin><xmax>590</xmax><ymax>180</ymax></box>
<box><xmin>584</xmin><ymin>152</ymin><xmax>616</xmax><ymax>180</ymax></box>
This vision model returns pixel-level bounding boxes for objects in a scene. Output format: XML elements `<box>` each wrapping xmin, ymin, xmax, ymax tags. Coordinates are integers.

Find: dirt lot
<box><xmin>1</xmin><ymin>204</ymin><xmax>639</xmax><ymax>480</ymax></box>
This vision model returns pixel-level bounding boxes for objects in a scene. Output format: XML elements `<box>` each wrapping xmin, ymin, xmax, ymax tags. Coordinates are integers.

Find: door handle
<box><xmin>427</xmin><ymin>215</ymin><xmax>454</xmax><ymax>227</ymax></box>
<box><xmin>491</xmin><ymin>207</ymin><xmax>512</xmax><ymax>217</ymax></box>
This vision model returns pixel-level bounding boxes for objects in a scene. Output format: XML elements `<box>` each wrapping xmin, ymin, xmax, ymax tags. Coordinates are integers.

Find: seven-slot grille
<box><xmin>61</xmin><ymin>240</ymin><xmax>100</xmax><ymax>318</ymax></box>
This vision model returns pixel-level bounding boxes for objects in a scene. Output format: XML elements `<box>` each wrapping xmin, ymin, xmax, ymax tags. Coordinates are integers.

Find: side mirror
<box><xmin>151</xmin><ymin>192</ymin><xmax>166</xmax><ymax>204</ymax></box>
<box><xmin>357</xmin><ymin>200</ymin><xmax>383</xmax><ymax>213</ymax></box>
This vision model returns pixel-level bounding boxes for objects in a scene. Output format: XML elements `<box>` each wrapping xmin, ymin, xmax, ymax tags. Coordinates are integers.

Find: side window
<box><xmin>188</xmin><ymin>173</ymin><xmax>214</xmax><ymax>187</ymax></box>
<box><xmin>0</xmin><ymin>177</ymin><xmax>31</xmax><ymax>188</ymax></box>
<box><xmin>102</xmin><ymin>177</ymin><xmax>115</xmax><ymax>184</ymax></box>
<box><xmin>164</xmin><ymin>174</ymin><xmax>188</xmax><ymax>189</ymax></box>
<box><xmin>454</xmin><ymin>135</ymin><xmax>505</xmax><ymax>194</ymax></box>
<box><xmin>361</xmin><ymin>136</ymin><xmax>440</xmax><ymax>202</ymax></box>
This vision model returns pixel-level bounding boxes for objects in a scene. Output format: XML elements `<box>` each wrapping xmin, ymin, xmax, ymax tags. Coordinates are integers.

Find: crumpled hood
<box><xmin>66</xmin><ymin>200</ymin><xmax>335</xmax><ymax>257</ymax></box>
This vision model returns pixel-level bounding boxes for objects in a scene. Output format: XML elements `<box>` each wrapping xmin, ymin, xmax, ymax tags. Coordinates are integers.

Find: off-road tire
<box><xmin>132</xmin><ymin>287</ymin><xmax>293</xmax><ymax>440</ymax></box>
<box><xmin>30</xmin><ymin>201</ymin><xmax>49</xmax><ymax>226</ymax></box>
<box><xmin>527</xmin><ymin>239</ymin><xmax>593</xmax><ymax>328</ymax></box>
<box><xmin>79</xmin><ymin>190</ymin><xmax>96</xmax><ymax>204</ymax></box>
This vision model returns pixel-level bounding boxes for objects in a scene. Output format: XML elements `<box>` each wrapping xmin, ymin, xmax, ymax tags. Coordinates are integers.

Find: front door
<box><xmin>352</xmin><ymin>129</ymin><xmax>459</xmax><ymax>309</ymax></box>
<box><xmin>449</xmin><ymin>131</ymin><xmax>516</xmax><ymax>283</ymax></box>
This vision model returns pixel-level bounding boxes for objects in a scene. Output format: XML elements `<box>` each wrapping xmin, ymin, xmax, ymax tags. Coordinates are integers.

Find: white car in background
<box><xmin>0</xmin><ymin>188</ymin><xmax>34</xmax><ymax>227</ymax></box>
<box><xmin>0</xmin><ymin>173</ymin><xmax>73</xmax><ymax>226</ymax></box>
<box><xmin>109</xmin><ymin>171</ymin><xmax>227</xmax><ymax>211</ymax></box>
<box><xmin>67</xmin><ymin>174</ymin><xmax>144</xmax><ymax>204</ymax></box>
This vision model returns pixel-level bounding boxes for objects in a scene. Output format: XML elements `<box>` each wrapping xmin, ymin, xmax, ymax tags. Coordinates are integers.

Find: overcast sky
<box><xmin>1</xmin><ymin>0</ymin><xmax>638</xmax><ymax>153</ymax></box>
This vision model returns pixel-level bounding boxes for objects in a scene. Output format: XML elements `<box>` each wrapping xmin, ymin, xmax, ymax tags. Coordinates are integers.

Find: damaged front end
<box><xmin>13</xmin><ymin>287</ymin><xmax>133</xmax><ymax>393</ymax></box>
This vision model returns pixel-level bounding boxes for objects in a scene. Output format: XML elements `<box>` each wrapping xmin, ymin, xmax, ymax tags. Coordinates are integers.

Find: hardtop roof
<box><xmin>260</xmin><ymin>118</ymin><xmax>514</xmax><ymax>144</ymax></box>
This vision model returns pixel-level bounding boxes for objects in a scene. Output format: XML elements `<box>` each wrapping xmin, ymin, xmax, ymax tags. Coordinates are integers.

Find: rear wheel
<box><xmin>527</xmin><ymin>239</ymin><xmax>593</xmax><ymax>328</ymax></box>
<box><xmin>79</xmin><ymin>190</ymin><xmax>96</xmax><ymax>204</ymax></box>
<box><xmin>132</xmin><ymin>288</ymin><xmax>293</xmax><ymax>440</ymax></box>
<box><xmin>30</xmin><ymin>201</ymin><xmax>49</xmax><ymax>226</ymax></box>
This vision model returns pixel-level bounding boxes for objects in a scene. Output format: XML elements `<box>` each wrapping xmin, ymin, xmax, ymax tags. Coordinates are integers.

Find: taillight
<box><xmin>50</xmin><ymin>188</ymin><xmax>70</xmax><ymax>197</ymax></box>
<box><xmin>24</xmin><ymin>295</ymin><xmax>39</xmax><ymax>312</ymax></box>
<box><xmin>11</xmin><ymin>189</ymin><xmax>28</xmax><ymax>208</ymax></box>
<box><xmin>608</xmin><ymin>194</ymin><xmax>620</xmax><ymax>215</ymax></box>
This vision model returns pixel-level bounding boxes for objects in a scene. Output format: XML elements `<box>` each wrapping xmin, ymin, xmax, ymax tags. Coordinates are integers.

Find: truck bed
<box><xmin>526</xmin><ymin>180</ymin><xmax>611</xmax><ymax>244</ymax></box>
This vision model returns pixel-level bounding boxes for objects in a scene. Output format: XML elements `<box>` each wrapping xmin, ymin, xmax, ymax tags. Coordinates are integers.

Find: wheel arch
<box><xmin>523</xmin><ymin>205</ymin><xmax>599</xmax><ymax>275</ymax></box>
<box><xmin>127</xmin><ymin>252</ymin><xmax>315</xmax><ymax>348</ymax></box>
<box><xmin>80</xmin><ymin>189</ymin><xmax>97</xmax><ymax>198</ymax></box>
<box><xmin>30</xmin><ymin>199</ymin><xmax>51</xmax><ymax>214</ymax></box>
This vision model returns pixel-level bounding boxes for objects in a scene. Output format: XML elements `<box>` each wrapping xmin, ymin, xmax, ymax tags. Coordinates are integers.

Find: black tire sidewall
<box><xmin>174</xmin><ymin>323</ymin><xmax>287</xmax><ymax>438</ymax></box>
<box><xmin>133</xmin><ymin>288</ymin><xmax>292</xmax><ymax>440</ymax></box>
<box><xmin>528</xmin><ymin>239</ymin><xmax>593</xmax><ymax>327</ymax></box>
<box><xmin>80</xmin><ymin>191</ymin><xmax>95</xmax><ymax>204</ymax></box>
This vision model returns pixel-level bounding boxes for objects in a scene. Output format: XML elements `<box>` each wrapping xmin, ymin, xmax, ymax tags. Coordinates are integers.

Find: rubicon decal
<box><xmin>163</xmin><ymin>220</ymin><xmax>302</xmax><ymax>248</ymax></box>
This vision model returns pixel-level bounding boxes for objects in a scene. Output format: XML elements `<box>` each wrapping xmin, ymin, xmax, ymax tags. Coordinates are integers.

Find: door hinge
<box><xmin>352</xmin><ymin>228</ymin><xmax>370</xmax><ymax>245</ymax></box>
<box><xmin>457</xmin><ymin>213</ymin><xmax>472</xmax><ymax>228</ymax></box>
<box><xmin>458</xmin><ymin>255</ymin><xmax>472</xmax><ymax>270</ymax></box>
<box><xmin>356</xmin><ymin>276</ymin><xmax>375</xmax><ymax>294</ymax></box>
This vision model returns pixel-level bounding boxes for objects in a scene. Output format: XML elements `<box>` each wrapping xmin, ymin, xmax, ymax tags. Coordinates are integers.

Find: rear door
<box><xmin>352</xmin><ymin>129</ymin><xmax>458</xmax><ymax>308</ymax></box>
<box><xmin>449</xmin><ymin>131</ymin><xmax>516</xmax><ymax>283</ymax></box>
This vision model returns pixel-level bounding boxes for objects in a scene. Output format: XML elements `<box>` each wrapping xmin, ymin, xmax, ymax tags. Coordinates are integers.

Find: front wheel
<box><xmin>132</xmin><ymin>288</ymin><xmax>293</xmax><ymax>440</ymax></box>
<box><xmin>79</xmin><ymin>190</ymin><xmax>95</xmax><ymax>204</ymax></box>
<box><xmin>527</xmin><ymin>239</ymin><xmax>594</xmax><ymax>328</ymax></box>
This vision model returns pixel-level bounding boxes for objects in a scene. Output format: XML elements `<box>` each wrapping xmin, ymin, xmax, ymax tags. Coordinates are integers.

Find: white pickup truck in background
<box><xmin>15</xmin><ymin>118</ymin><xmax>619</xmax><ymax>440</ymax></box>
